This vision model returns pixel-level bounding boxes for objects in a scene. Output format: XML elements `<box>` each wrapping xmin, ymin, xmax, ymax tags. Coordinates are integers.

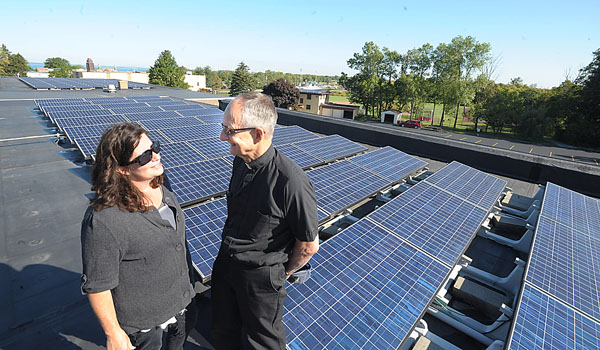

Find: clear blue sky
<box><xmin>1</xmin><ymin>0</ymin><xmax>598</xmax><ymax>88</ymax></box>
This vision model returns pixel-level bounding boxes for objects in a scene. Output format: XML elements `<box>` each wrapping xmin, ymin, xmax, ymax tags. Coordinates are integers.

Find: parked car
<box><xmin>398</xmin><ymin>120</ymin><xmax>422</xmax><ymax>128</ymax></box>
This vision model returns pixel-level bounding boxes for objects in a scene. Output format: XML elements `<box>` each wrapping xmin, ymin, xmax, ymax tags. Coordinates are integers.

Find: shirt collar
<box><xmin>245</xmin><ymin>144</ymin><xmax>275</xmax><ymax>171</ymax></box>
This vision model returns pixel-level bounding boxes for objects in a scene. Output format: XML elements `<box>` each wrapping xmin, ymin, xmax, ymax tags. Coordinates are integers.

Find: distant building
<box><xmin>86</xmin><ymin>58</ymin><xmax>94</xmax><ymax>72</ymax></box>
<box><xmin>183</xmin><ymin>71</ymin><xmax>207</xmax><ymax>92</ymax></box>
<box><xmin>73</xmin><ymin>71</ymin><xmax>150</xmax><ymax>84</ymax></box>
<box><xmin>297</xmin><ymin>89</ymin><xmax>329</xmax><ymax>114</ymax></box>
<box><xmin>381</xmin><ymin>109</ymin><xmax>406</xmax><ymax>124</ymax></box>
<box><xmin>321</xmin><ymin>102</ymin><xmax>360</xmax><ymax>119</ymax></box>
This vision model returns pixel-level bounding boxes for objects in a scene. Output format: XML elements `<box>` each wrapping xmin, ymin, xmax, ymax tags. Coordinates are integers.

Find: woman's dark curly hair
<box><xmin>90</xmin><ymin>123</ymin><xmax>163</xmax><ymax>212</ymax></box>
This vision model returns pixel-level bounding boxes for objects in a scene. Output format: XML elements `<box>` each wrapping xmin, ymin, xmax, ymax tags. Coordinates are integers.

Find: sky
<box><xmin>1</xmin><ymin>0</ymin><xmax>598</xmax><ymax>88</ymax></box>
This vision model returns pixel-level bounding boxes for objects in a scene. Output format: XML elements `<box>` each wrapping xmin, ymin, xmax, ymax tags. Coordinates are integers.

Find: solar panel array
<box><xmin>20</xmin><ymin>77</ymin><xmax>150</xmax><ymax>90</ymax></box>
<box><xmin>283</xmin><ymin>161</ymin><xmax>507</xmax><ymax>349</ymax></box>
<box><xmin>183</xmin><ymin>148</ymin><xmax>428</xmax><ymax>281</ymax></box>
<box><xmin>507</xmin><ymin>182</ymin><xmax>600</xmax><ymax>350</ymax></box>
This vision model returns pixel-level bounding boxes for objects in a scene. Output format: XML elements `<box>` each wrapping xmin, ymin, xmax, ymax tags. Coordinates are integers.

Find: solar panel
<box><xmin>95</xmin><ymin>102</ymin><xmax>147</xmax><ymax>109</ymax></box>
<box><xmin>368</xmin><ymin>180</ymin><xmax>487</xmax><ymax>267</ymax></box>
<box><xmin>307</xmin><ymin>160</ymin><xmax>390</xmax><ymax>215</ymax></box>
<box><xmin>74</xmin><ymin>136</ymin><xmax>101</xmax><ymax>159</ymax></box>
<box><xmin>166</xmin><ymin>158</ymin><xmax>232</xmax><ymax>204</ymax></box>
<box><xmin>160</xmin><ymin>142</ymin><xmax>207</xmax><ymax>168</ymax></box>
<box><xmin>283</xmin><ymin>219</ymin><xmax>449</xmax><ymax>349</ymax></box>
<box><xmin>160</xmin><ymin>124</ymin><xmax>222</xmax><ymax>143</ymax></box>
<box><xmin>63</xmin><ymin>124</ymin><xmax>114</xmax><ymax>142</ymax></box>
<box><xmin>187</xmin><ymin>138</ymin><xmax>231</xmax><ymax>160</ymax></box>
<box><xmin>145</xmin><ymin>100</ymin><xmax>187</xmax><ymax>106</ymax></box>
<box><xmin>122</xmin><ymin>111</ymin><xmax>183</xmax><ymax>121</ymax></box>
<box><xmin>47</xmin><ymin>109</ymin><xmax>114</xmax><ymax>121</ymax></box>
<box><xmin>85</xmin><ymin>97</ymin><xmax>128</xmax><ymax>103</ymax></box>
<box><xmin>194</xmin><ymin>115</ymin><xmax>223</xmax><ymax>124</ymax></box>
<box><xmin>272</xmin><ymin>126</ymin><xmax>320</xmax><ymax>146</ymax></box>
<box><xmin>422</xmin><ymin>161</ymin><xmax>507</xmax><ymax>209</ymax></box>
<box><xmin>138</xmin><ymin>117</ymin><xmax>206</xmax><ymax>131</ymax></box>
<box><xmin>317</xmin><ymin>208</ymin><xmax>329</xmax><ymax>222</ymax></box>
<box><xmin>184</xmin><ymin>198</ymin><xmax>227</xmax><ymax>280</ymax></box>
<box><xmin>508</xmin><ymin>284</ymin><xmax>600</xmax><ymax>350</ymax></box>
<box><xmin>128</xmin><ymin>96</ymin><xmax>167</xmax><ymax>101</ymax></box>
<box><xmin>54</xmin><ymin>115</ymin><xmax>127</xmax><ymax>129</ymax></box>
<box><xmin>161</xmin><ymin>104</ymin><xmax>209</xmax><ymax>111</ymax></box>
<box><xmin>35</xmin><ymin>98</ymin><xmax>86</xmax><ymax>107</ymax></box>
<box><xmin>541</xmin><ymin>182</ymin><xmax>600</xmax><ymax>236</ymax></box>
<box><xmin>110</xmin><ymin>106</ymin><xmax>164</xmax><ymax>114</ymax></box>
<box><xmin>293</xmin><ymin>135</ymin><xmax>367</xmax><ymax>163</ymax></box>
<box><xmin>277</xmin><ymin>144</ymin><xmax>323</xmax><ymax>169</ymax></box>
<box><xmin>349</xmin><ymin>146</ymin><xmax>428</xmax><ymax>182</ymax></box>
<box><xmin>42</xmin><ymin>104</ymin><xmax>101</xmax><ymax>114</ymax></box>
<box><xmin>146</xmin><ymin>130</ymin><xmax>172</xmax><ymax>145</ymax></box>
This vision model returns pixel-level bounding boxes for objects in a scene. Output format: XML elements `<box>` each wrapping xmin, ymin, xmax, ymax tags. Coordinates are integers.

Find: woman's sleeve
<box><xmin>80</xmin><ymin>207</ymin><xmax>121</xmax><ymax>294</ymax></box>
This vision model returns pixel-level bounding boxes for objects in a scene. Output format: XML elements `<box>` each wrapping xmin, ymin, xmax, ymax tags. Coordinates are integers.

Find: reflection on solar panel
<box><xmin>166</xmin><ymin>158</ymin><xmax>232</xmax><ymax>204</ymax></box>
<box><xmin>508</xmin><ymin>284</ymin><xmax>600</xmax><ymax>350</ymax></box>
<box><xmin>139</xmin><ymin>117</ymin><xmax>206</xmax><ymax>131</ymax></box>
<box><xmin>272</xmin><ymin>126</ymin><xmax>320</xmax><ymax>146</ymax></box>
<box><xmin>55</xmin><ymin>115</ymin><xmax>127</xmax><ymax>129</ymax></box>
<box><xmin>294</xmin><ymin>135</ymin><xmax>367</xmax><ymax>163</ymax></box>
<box><xmin>63</xmin><ymin>124</ymin><xmax>114</xmax><ymax>141</ymax></box>
<box><xmin>307</xmin><ymin>160</ymin><xmax>389</xmax><ymax>215</ymax></box>
<box><xmin>160</xmin><ymin>124</ymin><xmax>222</xmax><ymax>143</ymax></box>
<box><xmin>349</xmin><ymin>146</ymin><xmax>428</xmax><ymax>182</ymax></box>
<box><xmin>122</xmin><ymin>111</ymin><xmax>183</xmax><ymax>121</ymax></box>
<box><xmin>75</xmin><ymin>136</ymin><xmax>101</xmax><ymax>159</ymax></box>
<box><xmin>187</xmin><ymin>138</ymin><xmax>231</xmax><ymax>160</ymax></box>
<box><xmin>284</xmin><ymin>219</ymin><xmax>449</xmax><ymax>349</ymax></box>
<box><xmin>184</xmin><ymin>198</ymin><xmax>227</xmax><ymax>280</ymax></box>
<box><xmin>368</xmin><ymin>181</ymin><xmax>487</xmax><ymax>266</ymax></box>
<box><xmin>160</xmin><ymin>142</ymin><xmax>207</xmax><ymax>168</ymax></box>
<box><xmin>422</xmin><ymin>161</ymin><xmax>508</xmax><ymax>209</ymax></box>
<box><xmin>277</xmin><ymin>144</ymin><xmax>323</xmax><ymax>169</ymax></box>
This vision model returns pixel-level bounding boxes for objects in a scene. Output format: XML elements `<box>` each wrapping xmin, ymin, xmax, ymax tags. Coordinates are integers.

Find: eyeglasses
<box><xmin>125</xmin><ymin>141</ymin><xmax>160</xmax><ymax>166</ymax></box>
<box><xmin>221</xmin><ymin>123</ymin><xmax>255</xmax><ymax>136</ymax></box>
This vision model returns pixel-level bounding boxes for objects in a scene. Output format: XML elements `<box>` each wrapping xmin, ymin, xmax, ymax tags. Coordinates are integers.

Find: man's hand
<box><xmin>106</xmin><ymin>328</ymin><xmax>135</xmax><ymax>350</ymax></box>
<box><xmin>285</xmin><ymin>236</ymin><xmax>319</xmax><ymax>277</ymax></box>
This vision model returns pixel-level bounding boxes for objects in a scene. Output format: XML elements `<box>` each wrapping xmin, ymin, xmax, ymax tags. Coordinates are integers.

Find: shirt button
<box><xmin>180</xmin><ymin>270</ymin><xmax>185</xmax><ymax>276</ymax></box>
<box><xmin>175</xmin><ymin>244</ymin><xmax>182</xmax><ymax>251</ymax></box>
<box><xmin>184</xmin><ymin>290</ymin><xmax>190</xmax><ymax>298</ymax></box>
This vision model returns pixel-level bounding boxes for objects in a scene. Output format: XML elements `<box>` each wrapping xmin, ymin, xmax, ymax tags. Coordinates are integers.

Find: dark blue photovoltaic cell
<box><xmin>187</xmin><ymin>138</ymin><xmax>231</xmax><ymax>160</ymax></box>
<box><xmin>423</xmin><ymin>161</ymin><xmax>507</xmax><ymax>209</ymax></box>
<box><xmin>184</xmin><ymin>198</ymin><xmax>227</xmax><ymax>280</ymax></box>
<box><xmin>162</xmin><ymin>104</ymin><xmax>209</xmax><ymax>111</ymax></box>
<box><xmin>160</xmin><ymin>124</ymin><xmax>222</xmax><ymax>143</ymax></box>
<box><xmin>277</xmin><ymin>144</ymin><xmax>323</xmax><ymax>169</ymax></box>
<box><xmin>509</xmin><ymin>284</ymin><xmax>600</xmax><ymax>350</ymax></box>
<box><xmin>75</xmin><ymin>136</ymin><xmax>101</xmax><ymax>159</ymax></box>
<box><xmin>43</xmin><ymin>104</ymin><xmax>102</xmax><ymax>114</ymax></box>
<box><xmin>122</xmin><ymin>111</ymin><xmax>183</xmax><ymax>121</ymax></box>
<box><xmin>368</xmin><ymin>181</ymin><xmax>487</xmax><ymax>267</ymax></box>
<box><xmin>55</xmin><ymin>114</ymin><xmax>127</xmax><ymax>129</ymax></box>
<box><xmin>525</xmin><ymin>215</ymin><xmax>600</xmax><ymax>322</ymax></box>
<box><xmin>307</xmin><ymin>160</ymin><xmax>390</xmax><ymax>215</ymax></box>
<box><xmin>294</xmin><ymin>135</ymin><xmax>366</xmax><ymax>163</ymax></box>
<box><xmin>194</xmin><ymin>115</ymin><xmax>223</xmax><ymax>124</ymax></box>
<box><xmin>160</xmin><ymin>142</ymin><xmax>207</xmax><ymax>168</ymax></box>
<box><xmin>317</xmin><ymin>208</ymin><xmax>329</xmax><ymax>222</ymax></box>
<box><xmin>283</xmin><ymin>219</ymin><xmax>449</xmax><ymax>349</ymax></box>
<box><xmin>47</xmin><ymin>109</ymin><xmax>113</xmax><ymax>121</ymax></box>
<box><xmin>138</xmin><ymin>117</ymin><xmax>206</xmax><ymax>131</ymax></box>
<box><xmin>165</xmin><ymin>158</ymin><xmax>232</xmax><ymax>204</ymax></box>
<box><xmin>176</xmin><ymin>108</ymin><xmax>221</xmax><ymax>117</ymax></box>
<box><xmin>272</xmin><ymin>126</ymin><xmax>320</xmax><ymax>146</ymax></box>
<box><xmin>349</xmin><ymin>146</ymin><xmax>428</xmax><ymax>182</ymax></box>
<box><xmin>109</xmin><ymin>106</ymin><xmax>163</xmax><ymax>114</ymax></box>
<box><xmin>541</xmin><ymin>183</ymin><xmax>600</xmax><ymax>236</ymax></box>
<box><xmin>63</xmin><ymin>123</ymin><xmax>115</xmax><ymax>141</ymax></box>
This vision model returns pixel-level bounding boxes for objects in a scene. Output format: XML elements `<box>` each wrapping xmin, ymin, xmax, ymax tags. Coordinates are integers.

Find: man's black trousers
<box><xmin>211</xmin><ymin>253</ymin><xmax>288</xmax><ymax>350</ymax></box>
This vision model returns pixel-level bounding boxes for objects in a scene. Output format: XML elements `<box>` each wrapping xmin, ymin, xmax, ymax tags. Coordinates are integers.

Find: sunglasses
<box><xmin>125</xmin><ymin>141</ymin><xmax>161</xmax><ymax>166</ymax></box>
<box><xmin>221</xmin><ymin>123</ymin><xmax>255</xmax><ymax>136</ymax></box>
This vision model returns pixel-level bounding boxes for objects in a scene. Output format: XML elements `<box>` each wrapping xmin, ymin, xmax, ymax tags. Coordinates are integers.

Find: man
<box><xmin>211</xmin><ymin>92</ymin><xmax>319</xmax><ymax>350</ymax></box>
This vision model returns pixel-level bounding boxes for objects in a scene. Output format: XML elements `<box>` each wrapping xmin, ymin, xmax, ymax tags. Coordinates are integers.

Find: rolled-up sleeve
<box><xmin>285</xmin><ymin>174</ymin><xmax>318</xmax><ymax>242</ymax></box>
<box><xmin>80</xmin><ymin>207</ymin><xmax>121</xmax><ymax>294</ymax></box>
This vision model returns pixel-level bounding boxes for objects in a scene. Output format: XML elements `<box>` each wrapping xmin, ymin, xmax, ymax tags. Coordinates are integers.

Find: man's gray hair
<box><xmin>237</xmin><ymin>92</ymin><xmax>277</xmax><ymax>136</ymax></box>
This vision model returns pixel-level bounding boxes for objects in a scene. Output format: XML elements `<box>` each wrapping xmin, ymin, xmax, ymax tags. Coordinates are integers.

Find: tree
<box><xmin>4</xmin><ymin>53</ymin><xmax>31</xmax><ymax>76</ymax></box>
<box><xmin>345</xmin><ymin>41</ymin><xmax>384</xmax><ymax>118</ymax></box>
<box><xmin>194</xmin><ymin>65</ymin><xmax>223</xmax><ymax>91</ymax></box>
<box><xmin>0</xmin><ymin>44</ymin><xmax>10</xmax><ymax>75</ymax></box>
<box><xmin>262</xmin><ymin>78</ymin><xmax>299</xmax><ymax>108</ymax></box>
<box><xmin>148</xmin><ymin>50</ymin><xmax>189</xmax><ymax>89</ymax></box>
<box><xmin>229</xmin><ymin>62</ymin><xmax>256</xmax><ymax>96</ymax></box>
<box><xmin>44</xmin><ymin>57</ymin><xmax>76</xmax><ymax>78</ymax></box>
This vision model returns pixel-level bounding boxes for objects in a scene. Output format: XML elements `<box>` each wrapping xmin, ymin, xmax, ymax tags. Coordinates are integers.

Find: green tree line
<box><xmin>0</xmin><ymin>44</ymin><xmax>32</xmax><ymax>76</ymax></box>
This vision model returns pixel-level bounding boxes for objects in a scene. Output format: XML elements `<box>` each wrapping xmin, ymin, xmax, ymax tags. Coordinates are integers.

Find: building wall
<box><xmin>298</xmin><ymin>93</ymin><xmax>329</xmax><ymax>114</ymax></box>
<box><xmin>26</xmin><ymin>72</ymin><xmax>50</xmax><ymax>78</ymax></box>
<box><xmin>184</xmin><ymin>74</ymin><xmax>206</xmax><ymax>92</ymax></box>
<box><xmin>73</xmin><ymin>71</ymin><xmax>149</xmax><ymax>84</ymax></box>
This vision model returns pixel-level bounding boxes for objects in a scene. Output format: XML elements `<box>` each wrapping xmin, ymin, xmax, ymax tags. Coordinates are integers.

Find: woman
<box><xmin>81</xmin><ymin>123</ymin><xmax>196</xmax><ymax>350</ymax></box>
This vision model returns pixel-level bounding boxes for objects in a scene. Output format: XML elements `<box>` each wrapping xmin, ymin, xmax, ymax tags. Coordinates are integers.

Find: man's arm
<box><xmin>88</xmin><ymin>291</ymin><xmax>135</xmax><ymax>350</ymax></box>
<box><xmin>284</xmin><ymin>236</ymin><xmax>319</xmax><ymax>279</ymax></box>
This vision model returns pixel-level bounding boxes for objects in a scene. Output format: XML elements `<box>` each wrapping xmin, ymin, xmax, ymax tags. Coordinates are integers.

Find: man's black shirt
<box><xmin>221</xmin><ymin>145</ymin><xmax>318</xmax><ymax>267</ymax></box>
